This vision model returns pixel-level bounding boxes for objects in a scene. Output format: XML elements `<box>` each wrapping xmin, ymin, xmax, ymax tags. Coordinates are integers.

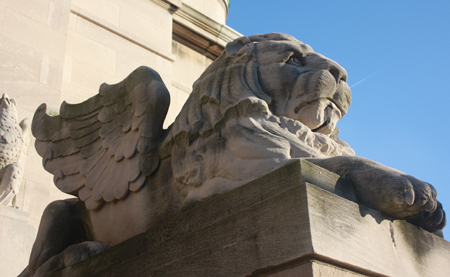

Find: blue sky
<box><xmin>226</xmin><ymin>1</ymin><xmax>450</xmax><ymax>238</ymax></box>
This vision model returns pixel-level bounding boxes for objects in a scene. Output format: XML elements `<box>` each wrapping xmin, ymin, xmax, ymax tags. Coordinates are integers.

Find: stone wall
<box><xmin>0</xmin><ymin>1</ymin><xmax>240</xmax><ymax>275</ymax></box>
<box><xmin>3</xmin><ymin>0</ymin><xmax>239</xmax><ymax>230</ymax></box>
<box><xmin>0</xmin><ymin>0</ymin><xmax>72</xmax><ymax>230</ymax></box>
<box><xmin>62</xmin><ymin>0</ymin><xmax>175</xmax><ymax>105</ymax></box>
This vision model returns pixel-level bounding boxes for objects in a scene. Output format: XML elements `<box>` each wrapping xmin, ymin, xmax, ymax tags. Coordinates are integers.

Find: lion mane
<box><xmin>160</xmin><ymin>33</ymin><xmax>355</xmax><ymax>206</ymax></box>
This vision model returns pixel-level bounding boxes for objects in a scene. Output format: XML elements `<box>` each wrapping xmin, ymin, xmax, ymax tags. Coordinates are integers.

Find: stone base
<box><xmin>50</xmin><ymin>160</ymin><xmax>450</xmax><ymax>277</ymax></box>
<box><xmin>0</xmin><ymin>205</ymin><xmax>37</xmax><ymax>277</ymax></box>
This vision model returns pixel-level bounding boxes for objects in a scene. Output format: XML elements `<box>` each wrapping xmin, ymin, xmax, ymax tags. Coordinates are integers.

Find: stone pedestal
<box><xmin>49</xmin><ymin>160</ymin><xmax>450</xmax><ymax>277</ymax></box>
<box><xmin>0</xmin><ymin>205</ymin><xmax>37</xmax><ymax>277</ymax></box>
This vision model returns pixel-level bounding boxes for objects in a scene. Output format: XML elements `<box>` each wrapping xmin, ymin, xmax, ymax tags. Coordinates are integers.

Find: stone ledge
<box><xmin>173</xmin><ymin>3</ymin><xmax>241</xmax><ymax>48</ymax></box>
<box><xmin>49</xmin><ymin>159</ymin><xmax>450</xmax><ymax>277</ymax></box>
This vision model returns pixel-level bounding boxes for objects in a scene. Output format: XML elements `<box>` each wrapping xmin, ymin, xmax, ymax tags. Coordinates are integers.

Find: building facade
<box><xmin>0</xmin><ymin>1</ymin><xmax>240</xmax><ymax>275</ymax></box>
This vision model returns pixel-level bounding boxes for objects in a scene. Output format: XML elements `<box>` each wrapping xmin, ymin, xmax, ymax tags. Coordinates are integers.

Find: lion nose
<box><xmin>328</xmin><ymin>63</ymin><xmax>347</xmax><ymax>84</ymax></box>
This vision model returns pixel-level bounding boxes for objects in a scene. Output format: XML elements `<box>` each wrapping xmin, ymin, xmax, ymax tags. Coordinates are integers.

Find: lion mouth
<box><xmin>311</xmin><ymin>117</ymin><xmax>331</xmax><ymax>132</ymax></box>
<box><xmin>294</xmin><ymin>97</ymin><xmax>342</xmax><ymax>116</ymax></box>
<box><xmin>294</xmin><ymin>98</ymin><xmax>341</xmax><ymax>135</ymax></box>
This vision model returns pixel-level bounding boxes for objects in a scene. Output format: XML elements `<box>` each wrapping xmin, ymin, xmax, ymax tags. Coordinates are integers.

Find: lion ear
<box><xmin>225</xmin><ymin>36</ymin><xmax>252</xmax><ymax>57</ymax></box>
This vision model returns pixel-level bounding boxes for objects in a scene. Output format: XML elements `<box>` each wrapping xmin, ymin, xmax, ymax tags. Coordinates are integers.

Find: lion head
<box><xmin>163</xmin><ymin>33</ymin><xmax>354</xmax><ymax>205</ymax></box>
<box><xmin>170</xmin><ymin>33</ymin><xmax>351</xmax><ymax>139</ymax></box>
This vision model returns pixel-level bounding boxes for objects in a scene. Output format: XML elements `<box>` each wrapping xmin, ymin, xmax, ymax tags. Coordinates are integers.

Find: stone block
<box><xmin>60</xmin><ymin>81</ymin><xmax>97</xmax><ymax>104</ymax></box>
<box><xmin>164</xmin><ymin>100</ymin><xmax>182</xmax><ymax>128</ymax></box>
<box><xmin>72</xmin><ymin>0</ymin><xmax>120</xmax><ymax>26</ymax></box>
<box><xmin>49</xmin><ymin>185</ymin><xmax>72</xmax><ymax>203</ymax></box>
<box><xmin>0</xmin><ymin>36</ymin><xmax>42</xmax><ymax>81</ymax></box>
<box><xmin>40</xmin><ymin>54</ymin><xmax>64</xmax><ymax>90</ymax></box>
<box><xmin>171</xmin><ymin>40</ymin><xmax>178</xmax><ymax>57</ymax></box>
<box><xmin>0</xmin><ymin>205</ymin><xmax>37</xmax><ymax>277</ymax></box>
<box><xmin>159</xmin><ymin>73</ymin><xmax>172</xmax><ymax>94</ymax></box>
<box><xmin>175</xmin><ymin>88</ymin><xmax>190</xmax><ymax>106</ymax></box>
<box><xmin>0</xmin><ymin>67</ymin><xmax>60</xmax><ymax>114</ymax></box>
<box><xmin>47</xmin><ymin>1</ymin><xmax>70</xmax><ymax>33</ymax></box>
<box><xmin>69</xmin><ymin>58</ymin><xmax>119</xmax><ymax>94</ymax></box>
<box><xmin>50</xmin><ymin>160</ymin><xmax>450</xmax><ymax>277</ymax></box>
<box><xmin>3</xmin><ymin>9</ymin><xmax>66</xmax><ymax>60</ymax></box>
<box><xmin>172</xmin><ymin>40</ymin><xmax>212</xmax><ymax>88</ymax></box>
<box><xmin>22</xmin><ymin>146</ymin><xmax>53</xmax><ymax>186</ymax></box>
<box><xmin>52</xmin><ymin>0</ymin><xmax>70</xmax><ymax>8</ymax></box>
<box><xmin>0</xmin><ymin>4</ymin><xmax>5</xmax><ymax>31</ymax></box>
<box><xmin>68</xmin><ymin>11</ymin><xmax>78</xmax><ymax>31</ymax></box>
<box><xmin>169</xmin><ymin>85</ymin><xmax>190</xmax><ymax>106</ymax></box>
<box><xmin>0</xmin><ymin>0</ymin><xmax>50</xmax><ymax>24</ymax></box>
<box><xmin>157</xmin><ymin>4</ymin><xmax>172</xmax><ymax>31</ymax></box>
<box><xmin>110</xmin><ymin>0</ymin><xmax>158</xmax><ymax>26</ymax></box>
<box><xmin>62</xmin><ymin>55</ymin><xmax>72</xmax><ymax>82</ymax></box>
<box><xmin>119</xmin><ymin>7</ymin><xmax>171</xmax><ymax>51</ymax></box>
<box><xmin>14</xmin><ymin>179</ymin><xmax>26</xmax><ymax>209</ymax></box>
<box><xmin>115</xmin><ymin>53</ymin><xmax>146</xmax><ymax>80</ymax></box>
<box><xmin>155</xmin><ymin>54</ymin><xmax>172</xmax><ymax>76</ymax></box>
<box><xmin>76</xmin><ymin>17</ymin><xmax>158</xmax><ymax>69</ymax></box>
<box><xmin>267</xmin><ymin>261</ymin><xmax>366</xmax><ymax>277</ymax></box>
<box><xmin>21</xmin><ymin>180</ymin><xmax>51</xmax><ymax>223</ymax></box>
<box><xmin>66</xmin><ymin>30</ymin><xmax>117</xmax><ymax>75</ymax></box>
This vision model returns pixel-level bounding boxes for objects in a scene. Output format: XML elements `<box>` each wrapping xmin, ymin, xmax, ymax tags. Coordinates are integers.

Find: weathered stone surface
<box><xmin>44</xmin><ymin>160</ymin><xmax>450</xmax><ymax>277</ymax></box>
<box><xmin>1</xmin><ymin>1</ymin><xmax>241</xmax><ymax>275</ymax></box>
<box><xmin>23</xmin><ymin>33</ymin><xmax>446</xmax><ymax>276</ymax></box>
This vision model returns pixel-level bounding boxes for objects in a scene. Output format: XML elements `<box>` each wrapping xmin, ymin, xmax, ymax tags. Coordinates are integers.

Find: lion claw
<box><xmin>407</xmin><ymin>202</ymin><xmax>446</xmax><ymax>233</ymax></box>
<box><xmin>403</xmin><ymin>187</ymin><xmax>415</xmax><ymax>206</ymax></box>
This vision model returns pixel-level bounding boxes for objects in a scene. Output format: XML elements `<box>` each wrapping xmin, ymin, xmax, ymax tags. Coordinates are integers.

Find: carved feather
<box><xmin>31</xmin><ymin>66</ymin><xmax>170</xmax><ymax>209</ymax></box>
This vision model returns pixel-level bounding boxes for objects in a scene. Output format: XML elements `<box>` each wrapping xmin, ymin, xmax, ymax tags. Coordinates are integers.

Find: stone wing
<box><xmin>32</xmin><ymin>67</ymin><xmax>170</xmax><ymax>209</ymax></box>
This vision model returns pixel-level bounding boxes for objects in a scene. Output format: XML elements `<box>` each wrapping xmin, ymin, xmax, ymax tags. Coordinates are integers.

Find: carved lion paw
<box><xmin>32</xmin><ymin>241</ymin><xmax>109</xmax><ymax>277</ymax></box>
<box><xmin>347</xmin><ymin>159</ymin><xmax>446</xmax><ymax>232</ymax></box>
<box><xmin>308</xmin><ymin>156</ymin><xmax>446</xmax><ymax>233</ymax></box>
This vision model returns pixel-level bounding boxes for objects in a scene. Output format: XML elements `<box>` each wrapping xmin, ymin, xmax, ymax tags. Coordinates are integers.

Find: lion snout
<box><xmin>328</xmin><ymin>63</ymin><xmax>348</xmax><ymax>84</ymax></box>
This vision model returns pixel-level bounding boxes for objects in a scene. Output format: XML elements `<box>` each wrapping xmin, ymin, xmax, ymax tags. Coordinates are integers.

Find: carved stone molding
<box><xmin>173</xmin><ymin>21</ymin><xmax>224</xmax><ymax>59</ymax></box>
<box><xmin>150</xmin><ymin>0</ymin><xmax>180</xmax><ymax>14</ymax></box>
<box><xmin>173</xmin><ymin>3</ymin><xmax>241</xmax><ymax>49</ymax></box>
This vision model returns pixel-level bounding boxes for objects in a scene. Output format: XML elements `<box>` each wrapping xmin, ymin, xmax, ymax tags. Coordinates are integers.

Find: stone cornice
<box><xmin>150</xmin><ymin>0</ymin><xmax>180</xmax><ymax>13</ymax></box>
<box><xmin>173</xmin><ymin>3</ymin><xmax>241</xmax><ymax>49</ymax></box>
<box><xmin>222</xmin><ymin>0</ymin><xmax>230</xmax><ymax>18</ymax></box>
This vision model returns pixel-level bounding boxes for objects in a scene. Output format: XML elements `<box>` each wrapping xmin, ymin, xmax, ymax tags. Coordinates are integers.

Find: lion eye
<box><xmin>288</xmin><ymin>56</ymin><xmax>303</xmax><ymax>66</ymax></box>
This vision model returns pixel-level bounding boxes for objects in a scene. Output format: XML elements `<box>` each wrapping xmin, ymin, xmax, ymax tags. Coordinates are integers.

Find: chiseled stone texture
<box><xmin>47</xmin><ymin>160</ymin><xmax>450</xmax><ymax>277</ymax></box>
<box><xmin>25</xmin><ymin>33</ymin><xmax>444</xmax><ymax>276</ymax></box>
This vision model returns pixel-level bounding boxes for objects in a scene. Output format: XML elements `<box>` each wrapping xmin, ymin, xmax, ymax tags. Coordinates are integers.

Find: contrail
<box><xmin>349</xmin><ymin>70</ymin><xmax>381</xmax><ymax>89</ymax></box>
